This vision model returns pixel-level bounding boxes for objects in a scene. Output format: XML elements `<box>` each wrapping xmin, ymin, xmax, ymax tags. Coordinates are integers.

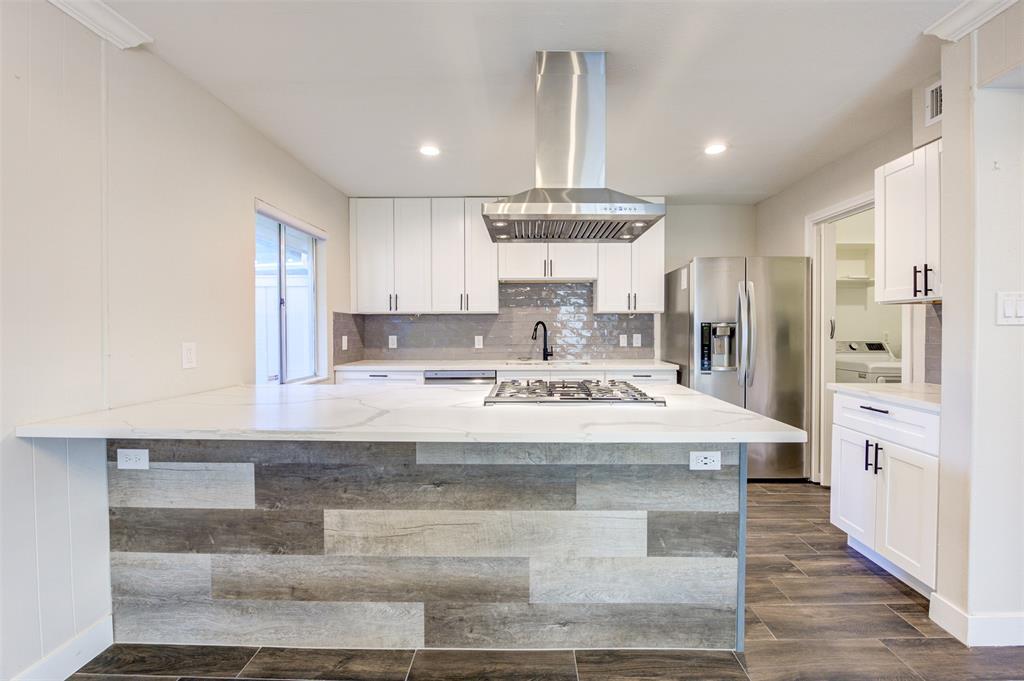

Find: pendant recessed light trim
<box><xmin>704</xmin><ymin>142</ymin><xmax>728</xmax><ymax>156</ymax></box>
<box><xmin>419</xmin><ymin>144</ymin><xmax>441</xmax><ymax>157</ymax></box>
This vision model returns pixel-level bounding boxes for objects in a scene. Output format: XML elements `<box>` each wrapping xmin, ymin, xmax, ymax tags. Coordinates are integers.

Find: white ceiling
<box><xmin>110</xmin><ymin>0</ymin><xmax>955</xmax><ymax>203</ymax></box>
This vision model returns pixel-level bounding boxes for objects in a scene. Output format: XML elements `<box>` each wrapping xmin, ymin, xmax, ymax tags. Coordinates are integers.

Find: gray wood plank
<box><xmin>417</xmin><ymin>442</ymin><xmax>739</xmax><ymax>465</ymax></box>
<box><xmin>108</xmin><ymin>439</ymin><xmax>415</xmax><ymax>464</ymax></box>
<box><xmin>239</xmin><ymin>647</ymin><xmax>415</xmax><ymax>680</ymax></box>
<box><xmin>111</xmin><ymin>552</ymin><xmax>211</xmax><ymax>599</ymax></box>
<box><xmin>212</xmin><ymin>554</ymin><xmax>529</xmax><ymax>602</ymax></box>
<box><xmin>529</xmin><ymin>557</ymin><xmax>737</xmax><ymax>605</ymax></box>
<box><xmin>109</xmin><ymin>462</ymin><xmax>255</xmax><ymax>509</ymax></box>
<box><xmin>255</xmin><ymin>463</ymin><xmax>575</xmax><ymax>510</ymax></box>
<box><xmin>324</xmin><ymin>510</ymin><xmax>646</xmax><ymax>557</ymax></box>
<box><xmin>425</xmin><ymin>602</ymin><xmax>736</xmax><ymax>648</ymax></box>
<box><xmin>575</xmin><ymin>650</ymin><xmax>749</xmax><ymax>680</ymax></box>
<box><xmin>78</xmin><ymin>643</ymin><xmax>257</xmax><ymax>677</ymax></box>
<box><xmin>110</xmin><ymin>508</ymin><xmax>323</xmax><ymax>554</ymax></box>
<box><xmin>647</xmin><ymin>511</ymin><xmax>740</xmax><ymax>557</ymax></box>
<box><xmin>576</xmin><ymin>465</ymin><xmax>738</xmax><ymax>512</ymax></box>
<box><xmin>408</xmin><ymin>650</ymin><xmax>578</xmax><ymax>681</ymax></box>
<box><xmin>113</xmin><ymin>597</ymin><xmax>424</xmax><ymax>648</ymax></box>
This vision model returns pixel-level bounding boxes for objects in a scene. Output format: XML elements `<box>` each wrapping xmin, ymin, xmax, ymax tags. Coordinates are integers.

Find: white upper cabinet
<box><xmin>498</xmin><ymin>243</ymin><xmax>598</xmax><ymax>280</ymax></box>
<box><xmin>498</xmin><ymin>243</ymin><xmax>548</xmax><ymax>280</ymax></box>
<box><xmin>548</xmin><ymin>243</ymin><xmax>598</xmax><ymax>279</ymax></box>
<box><xmin>353</xmin><ymin>198</ymin><xmax>395</xmax><ymax>314</ymax></box>
<box><xmin>463</xmin><ymin>198</ymin><xmax>499</xmax><ymax>313</ymax></box>
<box><xmin>393</xmin><ymin>198</ymin><xmax>433</xmax><ymax>313</ymax></box>
<box><xmin>595</xmin><ymin>197</ymin><xmax>666</xmax><ymax>313</ymax></box>
<box><xmin>430</xmin><ymin>198</ymin><xmax>467</xmax><ymax>313</ymax></box>
<box><xmin>350</xmin><ymin>197</ymin><xmax>431</xmax><ymax>314</ymax></box>
<box><xmin>875</xmin><ymin>140</ymin><xmax>941</xmax><ymax>304</ymax></box>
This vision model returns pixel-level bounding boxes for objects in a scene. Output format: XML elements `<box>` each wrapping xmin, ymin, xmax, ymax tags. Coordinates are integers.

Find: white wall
<box><xmin>0</xmin><ymin>2</ymin><xmax>349</xmax><ymax>678</ymax></box>
<box><xmin>664</xmin><ymin>204</ymin><xmax>756</xmax><ymax>272</ymax></box>
<box><xmin>754</xmin><ymin>124</ymin><xmax>913</xmax><ymax>256</ymax></box>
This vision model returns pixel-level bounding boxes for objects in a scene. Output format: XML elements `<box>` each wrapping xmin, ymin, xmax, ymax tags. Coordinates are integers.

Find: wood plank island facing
<box><xmin>17</xmin><ymin>383</ymin><xmax>806</xmax><ymax>652</ymax></box>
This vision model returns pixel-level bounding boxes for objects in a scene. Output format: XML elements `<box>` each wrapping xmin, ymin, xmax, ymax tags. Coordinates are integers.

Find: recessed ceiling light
<box><xmin>419</xmin><ymin>144</ymin><xmax>440</xmax><ymax>157</ymax></box>
<box><xmin>704</xmin><ymin>142</ymin><xmax>728</xmax><ymax>156</ymax></box>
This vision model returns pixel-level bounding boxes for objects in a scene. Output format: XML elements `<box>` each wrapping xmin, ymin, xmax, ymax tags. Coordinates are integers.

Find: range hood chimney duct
<box><xmin>482</xmin><ymin>51</ymin><xmax>665</xmax><ymax>243</ymax></box>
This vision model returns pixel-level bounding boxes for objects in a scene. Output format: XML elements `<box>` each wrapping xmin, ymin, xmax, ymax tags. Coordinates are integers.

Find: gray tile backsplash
<box><xmin>334</xmin><ymin>283</ymin><xmax>654</xmax><ymax>362</ymax></box>
<box><xmin>332</xmin><ymin>313</ymin><xmax>366</xmax><ymax>364</ymax></box>
<box><xmin>925</xmin><ymin>303</ymin><xmax>941</xmax><ymax>384</ymax></box>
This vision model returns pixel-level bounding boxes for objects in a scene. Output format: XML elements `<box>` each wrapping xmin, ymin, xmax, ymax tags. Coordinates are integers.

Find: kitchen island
<box><xmin>17</xmin><ymin>382</ymin><xmax>804</xmax><ymax>652</ymax></box>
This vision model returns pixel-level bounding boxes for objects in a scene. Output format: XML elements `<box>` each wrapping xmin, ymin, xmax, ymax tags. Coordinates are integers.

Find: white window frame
<box><xmin>255</xmin><ymin>199</ymin><xmax>329</xmax><ymax>385</ymax></box>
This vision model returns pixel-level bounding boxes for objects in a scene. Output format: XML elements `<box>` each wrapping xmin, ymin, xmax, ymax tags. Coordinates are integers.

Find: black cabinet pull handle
<box><xmin>873</xmin><ymin>442</ymin><xmax>883</xmax><ymax>474</ymax></box>
<box><xmin>923</xmin><ymin>263</ymin><xmax>933</xmax><ymax>296</ymax></box>
<box><xmin>913</xmin><ymin>266</ymin><xmax>921</xmax><ymax>297</ymax></box>
<box><xmin>369</xmin><ymin>374</ymin><xmax>388</xmax><ymax>378</ymax></box>
<box><xmin>859</xmin><ymin>405</ymin><xmax>890</xmax><ymax>415</ymax></box>
<box><xmin>864</xmin><ymin>439</ymin><xmax>871</xmax><ymax>472</ymax></box>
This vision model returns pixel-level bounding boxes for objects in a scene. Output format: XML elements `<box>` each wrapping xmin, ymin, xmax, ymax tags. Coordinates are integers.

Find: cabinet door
<box><xmin>874</xmin><ymin>439</ymin><xmax>938</xmax><ymax>586</ymax></box>
<box><xmin>498</xmin><ymin>243</ymin><xmax>547</xmax><ymax>280</ymax></box>
<box><xmin>595</xmin><ymin>242</ymin><xmax>633</xmax><ymax>312</ymax></box>
<box><xmin>547</xmin><ymin>243</ymin><xmax>598</xmax><ymax>279</ymax></box>
<box><xmin>393</xmin><ymin>198</ymin><xmax>433</xmax><ymax>313</ymax></box>
<box><xmin>464</xmin><ymin>198</ymin><xmax>499</xmax><ymax>313</ymax></box>
<box><xmin>923</xmin><ymin>139</ymin><xmax>942</xmax><ymax>299</ymax></box>
<box><xmin>353</xmin><ymin>198</ymin><xmax>394</xmax><ymax>313</ymax></box>
<box><xmin>829</xmin><ymin>424</ymin><xmax>877</xmax><ymax>548</ymax></box>
<box><xmin>431</xmin><ymin>198</ymin><xmax>466</xmax><ymax>313</ymax></box>
<box><xmin>630</xmin><ymin>217</ymin><xmax>665</xmax><ymax>312</ymax></box>
<box><xmin>875</xmin><ymin>150</ymin><xmax>928</xmax><ymax>303</ymax></box>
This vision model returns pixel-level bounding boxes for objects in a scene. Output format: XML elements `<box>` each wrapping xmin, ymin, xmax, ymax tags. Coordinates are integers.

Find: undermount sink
<box><xmin>504</xmin><ymin>360</ymin><xmax>591</xmax><ymax>367</ymax></box>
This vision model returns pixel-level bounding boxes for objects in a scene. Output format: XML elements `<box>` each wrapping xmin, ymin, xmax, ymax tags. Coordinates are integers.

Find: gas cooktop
<box><xmin>484</xmin><ymin>379</ymin><xmax>666</xmax><ymax>406</ymax></box>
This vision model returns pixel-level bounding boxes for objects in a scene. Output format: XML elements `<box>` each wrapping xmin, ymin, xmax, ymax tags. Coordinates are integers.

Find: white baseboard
<box><xmin>13</xmin><ymin>614</ymin><xmax>112</xmax><ymax>681</ymax></box>
<box><xmin>846</xmin><ymin>537</ymin><xmax>932</xmax><ymax>598</ymax></box>
<box><xmin>930</xmin><ymin>591</ymin><xmax>1024</xmax><ymax>646</ymax></box>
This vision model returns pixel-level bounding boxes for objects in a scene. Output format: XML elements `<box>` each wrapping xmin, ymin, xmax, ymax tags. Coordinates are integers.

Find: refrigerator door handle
<box><xmin>737</xmin><ymin>281</ymin><xmax>748</xmax><ymax>386</ymax></box>
<box><xmin>746</xmin><ymin>281</ymin><xmax>757</xmax><ymax>386</ymax></box>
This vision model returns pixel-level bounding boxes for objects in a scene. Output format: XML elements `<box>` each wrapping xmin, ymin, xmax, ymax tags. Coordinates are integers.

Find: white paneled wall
<box><xmin>0</xmin><ymin>2</ymin><xmax>350</xmax><ymax>678</ymax></box>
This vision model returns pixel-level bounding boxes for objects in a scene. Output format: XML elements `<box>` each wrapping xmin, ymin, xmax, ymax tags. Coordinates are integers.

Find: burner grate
<box><xmin>484</xmin><ymin>379</ymin><xmax>666</xmax><ymax>406</ymax></box>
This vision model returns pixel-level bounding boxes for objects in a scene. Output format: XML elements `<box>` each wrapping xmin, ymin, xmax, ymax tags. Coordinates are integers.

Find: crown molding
<box><xmin>48</xmin><ymin>0</ymin><xmax>152</xmax><ymax>49</ymax></box>
<box><xmin>925</xmin><ymin>0</ymin><xmax>1019</xmax><ymax>41</ymax></box>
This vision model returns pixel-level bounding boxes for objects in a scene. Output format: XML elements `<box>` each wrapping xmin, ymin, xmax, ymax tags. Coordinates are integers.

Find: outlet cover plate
<box><xmin>689</xmin><ymin>450</ymin><xmax>721</xmax><ymax>470</ymax></box>
<box><xmin>632</xmin><ymin>333</ymin><xmax>642</xmax><ymax>347</ymax></box>
<box><xmin>619</xmin><ymin>334</ymin><xmax>628</xmax><ymax>347</ymax></box>
<box><xmin>181</xmin><ymin>342</ymin><xmax>197</xmax><ymax>369</ymax></box>
<box><xmin>474</xmin><ymin>335</ymin><xmax>484</xmax><ymax>349</ymax></box>
<box><xmin>117</xmin><ymin>448</ymin><xmax>149</xmax><ymax>470</ymax></box>
<box><xmin>388</xmin><ymin>335</ymin><xmax>398</xmax><ymax>349</ymax></box>
<box><xmin>341</xmin><ymin>335</ymin><xmax>348</xmax><ymax>351</ymax></box>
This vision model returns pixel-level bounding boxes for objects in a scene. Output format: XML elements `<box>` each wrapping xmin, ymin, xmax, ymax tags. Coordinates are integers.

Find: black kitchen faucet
<box><xmin>531</xmin><ymin>321</ymin><xmax>554</xmax><ymax>361</ymax></box>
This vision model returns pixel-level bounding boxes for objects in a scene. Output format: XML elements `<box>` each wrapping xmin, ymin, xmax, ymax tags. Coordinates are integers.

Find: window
<box><xmin>255</xmin><ymin>212</ymin><xmax>319</xmax><ymax>383</ymax></box>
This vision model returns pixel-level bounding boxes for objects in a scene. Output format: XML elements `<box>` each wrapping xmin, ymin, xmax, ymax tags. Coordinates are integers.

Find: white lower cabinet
<box><xmin>830</xmin><ymin>397</ymin><xmax>939</xmax><ymax>588</ymax></box>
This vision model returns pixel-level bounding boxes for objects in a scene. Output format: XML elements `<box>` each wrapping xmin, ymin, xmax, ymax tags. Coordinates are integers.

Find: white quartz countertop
<box><xmin>334</xmin><ymin>359</ymin><xmax>678</xmax><ymax>371</ymax></box>
<box><xmin>16</xmin><ymin>382</ymin><xmax>806</xmax><ymax>444</ymax></box>
<box><xmin>827</xmin><ymin>382</ymin><xmax>941</xmax><ymax>413</ymax></box>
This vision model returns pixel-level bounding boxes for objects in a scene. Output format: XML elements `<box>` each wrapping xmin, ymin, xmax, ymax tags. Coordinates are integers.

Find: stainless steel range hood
<box><xmin>482</xmin><ymin>51</ymin><xmax>665</xmax><ymax>243</ymax></box>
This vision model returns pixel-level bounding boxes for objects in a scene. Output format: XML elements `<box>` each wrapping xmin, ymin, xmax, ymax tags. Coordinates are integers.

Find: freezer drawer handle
<box><xmin>864</xmin><ymin>439</ymin><xmax>871</xmax><ymax>471</ymax></box>
<box><xmin>873</xmin><ymin>442</ymin><xmax>884</xmax><ymax>475</ymax></box>
<box><xmin>859</xmin><ymin>405</ymin><xmax>890</xmax><ymax>415</ymax></box>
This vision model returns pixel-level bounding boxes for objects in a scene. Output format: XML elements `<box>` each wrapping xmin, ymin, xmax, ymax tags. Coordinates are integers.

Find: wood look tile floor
<box><xmin>69</xmin><ymin>483</ymin><xmax>1024</xmax><ymax>681</ymax></box>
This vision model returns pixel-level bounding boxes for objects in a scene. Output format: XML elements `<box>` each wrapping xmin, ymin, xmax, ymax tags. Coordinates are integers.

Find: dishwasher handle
<box><xmin>423</xmin><ymin>370</ymin><xmax>497</xmax><ymax>385</ymax></box>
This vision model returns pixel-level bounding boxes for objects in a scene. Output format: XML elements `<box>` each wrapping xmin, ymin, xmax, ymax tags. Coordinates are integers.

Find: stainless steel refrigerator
<box><xmin>663</xmin><ymin>257</ymin><xmax>811</xmax><ymax>479</ymax></box>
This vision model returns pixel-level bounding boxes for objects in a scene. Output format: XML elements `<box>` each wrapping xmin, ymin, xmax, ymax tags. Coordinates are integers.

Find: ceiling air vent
<box><xmin>925</xmin><ymin>81</ymin><xmax>943</xmax><ymax>126</ymax></box>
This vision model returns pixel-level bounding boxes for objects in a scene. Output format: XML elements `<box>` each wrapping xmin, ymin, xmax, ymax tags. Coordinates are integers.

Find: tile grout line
<box><xmin>572</xmin><ymin>648</ymin><xmax>581</xmax><ymax>681</ymax></box>
<box><xmin>731</xmin><ymin>650</ymin><xmax>753</xmax><ymax>680</ymax></box>
<box><xmin>236</xmin><ymin>646</ymin><xmax>262</xmax><ymax>678</ymax></box>
<box><xmin>878</xmin><ymin>639</ymin><xmax>930</xmax><ymax>681</ymax></box>
<box><xmin>404</xmin><ymin>648</ymin><xmax>418</xmax><ymax>681</ymax></box>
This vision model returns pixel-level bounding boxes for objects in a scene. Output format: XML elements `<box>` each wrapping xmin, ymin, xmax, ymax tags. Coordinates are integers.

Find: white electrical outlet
<box><xmin>388</xmin><ymin>335</ymin><xmax>398</xmax><ymax>349</ymax></box>
<box><xmin>341</xmin><ymin>335</ymin><xmax>349</xmax><ymax>351</ymax></box>
<box><xmin>474</xmin><ymin>335</ymin><xmax>484</xmax><ymax>349</ymax></box>
<box><xmin>632</xmin><ymin>333</ymin><xmax>642</xmax><ymax>347</ymax></box>
<box><xmin>619</xmin><ymin>334</ymin><xmax>628</xmax><ymax>347</ymax></box>
<box><xmin>689</xmin><ymin>450</ymin><xmax>722</xmax><ymax>470</ymax></box>
<box><xmin>117</xmin><ymin>448</ymin><xmax>149</xmax><ymax>470</ymax></box>
<box><xmin>181</xmin><ymin>342</ymin><xmax>197</xmax><ymax>369</ymax></box>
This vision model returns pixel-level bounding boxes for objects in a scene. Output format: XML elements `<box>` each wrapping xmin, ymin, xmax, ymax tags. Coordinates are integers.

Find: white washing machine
<box><xmin>835</xmin><ymin>340</ymin><xmax>902</xmax><ymax>383</ymax></box>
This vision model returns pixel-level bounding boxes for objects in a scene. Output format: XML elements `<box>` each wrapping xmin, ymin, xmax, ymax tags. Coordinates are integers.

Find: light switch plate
<box><xmin>996</xmin><ymin>292</ymin><xmax>1024</xmax><ymax>325</ymax></box>
<box><xmin>341</xmin><ymin>335</ymin><xmax>348</xmax><ymax>351</ymax></box>
<box><xmin>388</xmin><ymin>335</ymin><xmax>398</xmax><ymax>349</ymax></box>
<box><xmin>689</xmin><ymin>450</ymin><xmax>721</xmax><ymax>470</ymax></box>
<box><xmin>117</xmin><ymin>448</ymin><xmax>149</xmax><ymax>470</ymax></box>
<box><xmin>619</xmin><ymin>334</ymin><xmax>628</xmax><ymax>347</ymax></box>
<box><xmin>181</xmin><ymin>342</ymin><xmax>197</xmax><ymax>369</ymax></box>
<box><xmin>474</xmin><ymin>335</ymin><xmax>484</xmax><ymax>349</ymax></box>
<box><xmin>632</xmin><ymin>333</ymin><xmax>642</xmax><ymax>347</ymax></box>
